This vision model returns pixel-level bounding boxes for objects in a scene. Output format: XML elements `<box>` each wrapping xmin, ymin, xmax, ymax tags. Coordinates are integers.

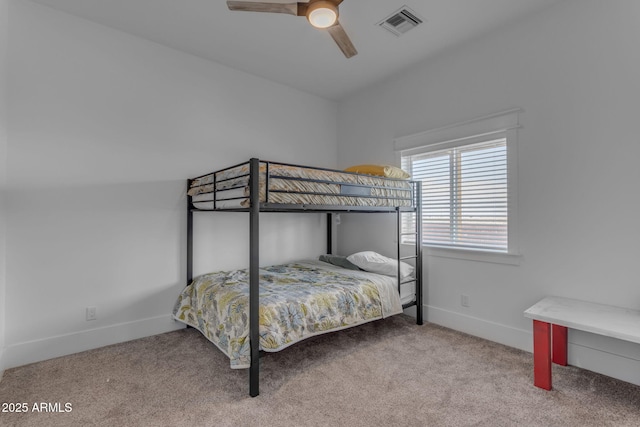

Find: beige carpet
<box><xmin>1</xmin><ymin>315</ymin><xmax>639</xmax><ymax>427</ymax></box>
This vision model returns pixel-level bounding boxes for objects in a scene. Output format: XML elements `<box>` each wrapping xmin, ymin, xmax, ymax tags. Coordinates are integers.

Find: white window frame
<box><xmin>395</xmin><ymin>109</ymin><xmax>521</xmax><ymax>265</ymax></box>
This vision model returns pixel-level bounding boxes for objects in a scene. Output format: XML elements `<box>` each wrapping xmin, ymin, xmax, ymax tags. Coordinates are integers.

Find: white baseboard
<box><xmin>5</xmin><ymin>306</ymin><xmax>640</xmax><ymax>387</ymax></box>
<box><xmin>426</xmin><ymin>305</ymin><xmax>532</xmax><ymax>351</ymax></box>
<box><xmin>425</xmin><ymin>304</ymin><xmax>640</xmax><ymax>387</ymax></box>
<box><xmin>4</xmin><ymin>315</ymin><xmax>185</xmax><ymax>370</ymax></box>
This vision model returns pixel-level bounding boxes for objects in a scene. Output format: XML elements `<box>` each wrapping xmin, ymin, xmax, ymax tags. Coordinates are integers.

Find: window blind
<box><xmin>402</xmin><ymin>138</ymin><xmax>508</xmax><ymax>252</ymax></box>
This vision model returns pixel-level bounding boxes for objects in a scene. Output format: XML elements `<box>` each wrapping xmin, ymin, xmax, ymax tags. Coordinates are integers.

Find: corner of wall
<box><xmin>0</xmin><ymin>0</ymin><xmax>9</xmax><ymax>382</ymax></box>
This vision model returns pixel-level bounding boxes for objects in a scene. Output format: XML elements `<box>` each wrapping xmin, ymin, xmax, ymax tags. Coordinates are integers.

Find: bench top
<box><xmin>524</xmin><ymin>296</ymin><xmax>640</xmax><ymax>344</ymax></box>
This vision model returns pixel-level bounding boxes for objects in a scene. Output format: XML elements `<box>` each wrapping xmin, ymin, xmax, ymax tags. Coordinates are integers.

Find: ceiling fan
<box><xmin>226</xmin><ymin>0</ymin><xmax>358</xmax><ymax>58</ymax></box>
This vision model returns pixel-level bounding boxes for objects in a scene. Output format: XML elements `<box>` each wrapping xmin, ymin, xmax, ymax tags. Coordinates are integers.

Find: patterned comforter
<box><xmin>172</xmin><ymin>260</ymin><xmax>402</xmax><ymax>368</ymax></box>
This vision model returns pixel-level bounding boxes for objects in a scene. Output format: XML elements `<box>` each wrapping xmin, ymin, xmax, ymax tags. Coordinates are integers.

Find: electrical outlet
<box><xmin>461</xmin><ymin>294</ymin><xmax>470</xmax><ymax>307</ymax></box>
<box><xmin>86</xmin><ymin>306</ymin><xmax>97</xmax><ymax>321</ymax></box>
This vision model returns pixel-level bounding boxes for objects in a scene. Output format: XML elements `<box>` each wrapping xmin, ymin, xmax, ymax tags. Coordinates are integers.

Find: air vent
<box><xmin>378</xmin><ymin>6</ymin><xmax>424</xmax><ymax>37</ymax></box>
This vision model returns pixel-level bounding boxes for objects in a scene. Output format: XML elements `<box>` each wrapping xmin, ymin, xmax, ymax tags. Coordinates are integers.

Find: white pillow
<box><xmin>347</xmin><ymin>251</ymin><xmax>414</xmax><ymax>278</ymax></box>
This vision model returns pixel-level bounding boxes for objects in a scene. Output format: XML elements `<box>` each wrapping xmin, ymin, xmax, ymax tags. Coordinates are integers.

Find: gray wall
<box><xmin>3</xmin><ymin>0</ymin><xmax>338</xmax><ymax>368</ymax></box>
<box><xmin>336</xmin><ymin>0</ymin><xmax>640</xmax><ymax>385</ymax></box>
<box><xmin>0</xmin><ymin>0</ymin><xmax>8</xmax><ymax>379</ymax></box>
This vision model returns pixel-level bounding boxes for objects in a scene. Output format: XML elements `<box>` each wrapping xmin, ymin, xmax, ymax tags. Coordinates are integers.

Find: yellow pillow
<box><xmin>344</xmin><ymin>164</ymin><xmax>410</xmax><ymax>179</ymax></box>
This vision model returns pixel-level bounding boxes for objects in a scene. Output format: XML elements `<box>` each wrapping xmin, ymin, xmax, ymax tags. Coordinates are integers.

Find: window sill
<box><xmin>404</xmin><ymin>244</ymin><xmax>521</xmax><ymax>265</ymax></box>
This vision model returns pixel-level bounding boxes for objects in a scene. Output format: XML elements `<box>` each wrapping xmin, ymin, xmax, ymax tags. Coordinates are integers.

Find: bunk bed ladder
<box><xmin>396</xmin><ymin>181</ymin><xmax>423</xmax><ymax>325</ymax></box>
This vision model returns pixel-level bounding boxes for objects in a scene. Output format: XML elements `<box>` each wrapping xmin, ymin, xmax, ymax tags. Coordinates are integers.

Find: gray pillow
<box><xmin>318</xmin><ymin>254</ymin><xmax>363</xmax><ymax>271</ymax></box>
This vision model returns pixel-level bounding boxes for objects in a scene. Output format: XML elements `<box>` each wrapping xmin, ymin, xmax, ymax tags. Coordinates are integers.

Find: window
<box><xmin>395</xmin><ymin>109</ymin><xmax>520</xmax><ymax>257</ymax></box>
<box><xmin>402</xmin><ymin>137</ymin><xmax>508</xmax><ymax>251</ymax></box>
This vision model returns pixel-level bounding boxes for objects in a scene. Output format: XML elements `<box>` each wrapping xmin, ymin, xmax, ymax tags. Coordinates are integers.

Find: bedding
<box><xmin>347</xmin><ymin>251</ymin><xmax>415</xmax><ymax>278</ymax></box>
<box><xmin>318</xmin><ymin>254</ymin><xmax>362</xmax><ymax>271</ymax></box>
<box><xmin>172</xmin><ymin>260</ymin><xmax>404</xmax><ymax>369</ymax></box>
<box><xmin>188</xmin><ymin>162</ymin><xmax>413</xmax><ymax>210</ymax></box>
<box><xmin>344</xmin><ymin>164</ymin><xmax>411</xmax><ymax>179</ymax></box>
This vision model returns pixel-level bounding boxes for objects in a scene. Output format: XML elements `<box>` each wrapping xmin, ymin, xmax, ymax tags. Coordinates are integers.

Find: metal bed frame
<box><xmin>186</xmin><ymin>158</ymin><xmax>423</xmax><ymax>397</ymax></box>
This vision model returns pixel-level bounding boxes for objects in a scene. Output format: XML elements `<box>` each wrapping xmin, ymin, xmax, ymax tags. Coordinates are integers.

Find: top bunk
<box><xmin>187</xmin><ymin>158</ymin><xmax>419</xmax><ymax>213</ymax></box>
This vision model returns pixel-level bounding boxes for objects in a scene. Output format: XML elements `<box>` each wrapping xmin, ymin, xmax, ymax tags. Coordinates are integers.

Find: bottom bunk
<box><xmin>172</xmin><ymin>256</ymin><xmax>416</xmax><ymax>370</ymax></box>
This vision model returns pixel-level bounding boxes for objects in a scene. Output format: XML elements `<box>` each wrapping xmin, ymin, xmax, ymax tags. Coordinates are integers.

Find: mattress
<box><xmin>188</xmin><ymin>162</ymin><xmax>413</xmax><ymax>210</ymax></box>
<box><xmin>172</xmin><ymin>260</ymin><xmax>407</xmax><ymax>369</ymax></box>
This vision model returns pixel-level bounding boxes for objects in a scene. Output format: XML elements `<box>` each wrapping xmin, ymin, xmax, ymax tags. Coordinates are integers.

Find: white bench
<box><xmin>524</xmin><ymin>296</ymin><xmax>640</xmax><ymax>390</ymax></box>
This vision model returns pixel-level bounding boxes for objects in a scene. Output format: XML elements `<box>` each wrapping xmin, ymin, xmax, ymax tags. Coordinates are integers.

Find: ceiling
<box><xmin>29</xmin><ymin>0</ymin><xmax>562</xmax><ymax>100</ymax></box>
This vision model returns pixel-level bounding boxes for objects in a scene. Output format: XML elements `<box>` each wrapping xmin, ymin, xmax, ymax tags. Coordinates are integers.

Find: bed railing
<box><xmin>187</xmin><ymin>159</ymin><xmax>415</xmax><ymax>212</ymax></box>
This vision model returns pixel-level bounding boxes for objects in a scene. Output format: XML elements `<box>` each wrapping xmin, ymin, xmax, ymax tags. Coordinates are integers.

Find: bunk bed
<box><xmin>174</xmin><ymin>158</ymin><xmax>423</xmax><ymax>397</ymax></box>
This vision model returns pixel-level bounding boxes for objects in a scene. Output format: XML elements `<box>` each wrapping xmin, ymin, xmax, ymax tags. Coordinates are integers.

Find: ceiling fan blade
<box><xmin>227</xmin><ymin>1</ymin><xmax>299</xmax><ymax>15</ymax></box>
<box><xmin>327</xmin><ymin>21</ymin><xmax>357</xmax><ymax>58</ymax></box>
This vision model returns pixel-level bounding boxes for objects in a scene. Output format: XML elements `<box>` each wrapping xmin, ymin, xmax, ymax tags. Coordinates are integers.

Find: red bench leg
<box><xmin>533</xmin><ymin>320</ymin><xmax>552</xmax><ymax>390</ymax></box>
<box><xmin>552</xmin><ymin>324</ymin><xmax>568</xmax><ymax>366</ymax></box>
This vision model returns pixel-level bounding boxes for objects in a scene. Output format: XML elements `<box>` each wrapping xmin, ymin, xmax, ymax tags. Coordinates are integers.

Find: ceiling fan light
<box><xmin>307</xmin><ymin>2</ymin><xmax>338</xmax><ymax>29</ymax></box>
